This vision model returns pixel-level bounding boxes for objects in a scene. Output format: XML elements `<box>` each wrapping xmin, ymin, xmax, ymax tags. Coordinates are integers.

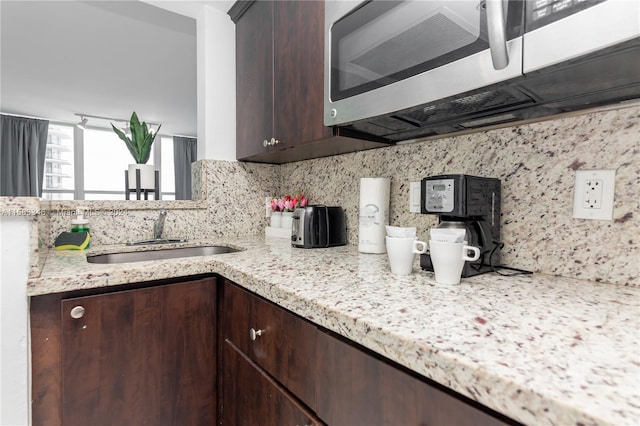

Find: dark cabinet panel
<box><xmin>220</xmin><ymin>341</ymin><xmax>322</xmax><ymax>426</ymax></box>
<box><xmin>221</xmin><ymin>280</ymin><xmax>316</xmax><ymax>409</ymax></box>
<box><xmin>273</xmin><ymin>0</ymin><xmax>332</xmax><ymax>149</ymax></box>
<box><xmin>235</xmin><ymin>0</ymin><xmax>273</xmax><ymax>160</ymax></box>
<box><xmin>31</xmin><ymin>293</ymin><xmax>64</xmax><ymax>425</ymax></box>
<box><xmin>237</xmin><ymin>0</ymin><xmax>331</xmax><ymax>159</ymax></box>
<box><xmin>315</xmin><ymin>330</ymin><xmax>518</xmax><ymax>426</ymax></box>
<box><xmin>250</xmin><ymin>288</ymin><xmax>317</xmax><ymax>407</ymax></box>
<box><xmin>31</xmin><ymin>277</ymin><xmax>217</xmax><ymax>426</ymax></box>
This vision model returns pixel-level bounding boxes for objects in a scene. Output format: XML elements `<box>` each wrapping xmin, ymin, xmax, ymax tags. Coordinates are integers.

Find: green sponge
<box><xmin>55</xmin><ymin>231</ymin><xmax>90</xmax><ymax>251</ymax></box>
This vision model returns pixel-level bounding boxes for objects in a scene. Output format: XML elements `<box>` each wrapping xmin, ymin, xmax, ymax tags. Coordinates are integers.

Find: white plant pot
<box><xmin>128</xmin><ymin>164</ymin><xmax>156</xmax><ymax>190</ymax></box>
<box><xmin>270</xmin><ymin>211</ymin><xmax>282</xmax><ymax>228</ymax></box>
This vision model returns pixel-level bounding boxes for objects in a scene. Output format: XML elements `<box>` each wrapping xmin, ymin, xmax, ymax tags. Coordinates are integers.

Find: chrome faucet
<box><xmin>125</xmin><ymin>209</ymin><xmax>187</xmax><ymax>246</ymax></box>
<box><xmin>153</xmin><ymin>210</ymin><xmax>167</xmax><ymax>240</ymax></box>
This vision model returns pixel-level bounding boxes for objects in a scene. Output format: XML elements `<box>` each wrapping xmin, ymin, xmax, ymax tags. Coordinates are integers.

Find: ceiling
<box><xmin>0</xmin><ymin>0</ymin><xmax>232</xmax><ymax>137</ymax></box>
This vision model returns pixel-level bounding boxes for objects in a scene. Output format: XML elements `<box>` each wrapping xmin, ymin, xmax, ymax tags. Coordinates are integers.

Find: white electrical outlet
<box><xmin>409</xmin><ymin>181</ymin><xmax>421</xmax><ymax>213</ymax></box>
<box><xmin>573</xmin><ymin>169</ymin><xmax>615</xmax><ymax>220</ymax></box>
<box><xmin>265</xmin><ymin>196</ymin><xmax>271</xmax><ymax>218</ymax></box>
<box><xmin>583</xmin><ymin>179</ymin><xmax>603</xmax><ymax>209</ymax></box>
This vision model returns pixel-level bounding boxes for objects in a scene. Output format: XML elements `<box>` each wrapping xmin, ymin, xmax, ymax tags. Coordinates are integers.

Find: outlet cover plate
<box><xmin>573</xmin><ymin>169</ymin><xmax>615</xmax><ymax>220</ymax></box>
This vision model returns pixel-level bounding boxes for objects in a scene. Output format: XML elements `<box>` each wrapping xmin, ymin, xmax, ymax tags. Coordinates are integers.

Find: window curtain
<box><xmin>173</xmin><ymin>136</ymin><xmax>197</xmax><ymax>200</ymax></box>
<box><xmin>0</xmin><ymin>114</ymin><xmax>49</xmax><ymax>197</ymax></box>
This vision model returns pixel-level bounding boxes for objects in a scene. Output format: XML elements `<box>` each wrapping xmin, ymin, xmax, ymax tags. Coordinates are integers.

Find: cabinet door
<box><xmin>273</xmin><ymin>0</ymin><xmax>332</xmax><ymax>149</ymax></box>
<box><xmin>221</xmin><ymin>280</ymin><xmax>317</xmax><ymax>410</ymax></box>
<box><xmin>236</xmin><ymin>0</ymin><xmax>273</xmax><ymax>159</ymax></box>
<box><xmin>61</xmin><ymin>278</ymin><xmax>216</xmax><ymax>426</ymax></box>
<box><xmin>221</xmin><ymin>341</ymin><xmax>322</xmax><ymax>426</ymax></box>
<box><xmin>316</xmin><ymin>330</ymin><xmax>516</xmax><ymax>426</ymax></box>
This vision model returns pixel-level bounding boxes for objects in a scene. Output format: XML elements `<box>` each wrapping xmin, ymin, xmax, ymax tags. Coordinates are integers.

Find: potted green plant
<box><xmin>111</xmin><ymin>111</ymin><xmax>161</xmax><ymax>190</ymax></box>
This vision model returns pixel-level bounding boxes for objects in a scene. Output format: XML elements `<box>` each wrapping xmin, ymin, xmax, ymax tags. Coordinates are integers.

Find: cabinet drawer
<box><xmin>222</xmin><ymin>281</ymin><xmax>317</xmax><ymax>410</ymax></box>
<box><xmin>221</xmin><ymin>341</ymin><xmax>322</xmax><ymax>426</ymax></box>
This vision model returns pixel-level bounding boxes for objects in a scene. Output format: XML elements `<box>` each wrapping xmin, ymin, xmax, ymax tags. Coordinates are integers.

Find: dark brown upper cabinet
<box><xmin>230</xmin><ymin>0</ymin><xmax>390</xmax><ymax>164</ymax></box>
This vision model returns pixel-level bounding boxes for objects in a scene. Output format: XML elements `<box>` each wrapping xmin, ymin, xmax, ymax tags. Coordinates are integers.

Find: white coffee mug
<box><xmin>385</xmin><ymin>237</ymin><xmax>427</xmax><ymax>275</ymax></box>
<box><xmin>428</xmin><ymin>240</ymin><xmax>481</xmax><ymax>285</ymax></box>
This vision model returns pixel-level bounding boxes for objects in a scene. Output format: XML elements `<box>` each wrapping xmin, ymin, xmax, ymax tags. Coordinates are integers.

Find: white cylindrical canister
<box><xmin>358</xmin><ymin>177</ymin><xmax>390</xmax><ymax>253</ymax></box>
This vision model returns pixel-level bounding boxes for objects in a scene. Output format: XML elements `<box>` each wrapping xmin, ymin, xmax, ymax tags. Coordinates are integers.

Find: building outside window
<box><xmin>42</xmin><ymin>124</ymin><xmax>74</xmax><ymax>200</ymax></box>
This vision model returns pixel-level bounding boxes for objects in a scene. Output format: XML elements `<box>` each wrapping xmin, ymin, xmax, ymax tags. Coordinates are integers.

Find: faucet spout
<box><xmin>153</xmin><ymin>210</ymin><xmax>167</xmax><ymax>240</ymax></box>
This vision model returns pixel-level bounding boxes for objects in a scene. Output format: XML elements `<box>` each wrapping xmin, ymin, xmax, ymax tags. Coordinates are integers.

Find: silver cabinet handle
<box><xmin>486</xmin><ymin>0</ymin><xmax>508</xmax><ymax>70</ymax></box>
<box><xmin>70</xmin><ymin>306</ymin><xmax>85</xmax><ymax>319</ymax></box>
<box><xmin>249</xmin><ymin>328</ymin><xmax>263</xmax><ymax>341</ymax></box>
<box><xmin>263</xmin><ymin>137</ymin><xmax>281</xmax><ymax>147</ymax></box>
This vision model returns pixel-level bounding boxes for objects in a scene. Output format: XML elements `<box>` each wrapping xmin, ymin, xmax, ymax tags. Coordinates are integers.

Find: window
<box><xmin>160</xmin><ymin>136</ymin><xmax>175</xmax><ymax>200</ymax></box>
<box><xmin>42</xmin><ymin>124</ymin><xmax>74</xmax><ymax>200</ymax></box>
<box><xmin>41</xmin><ymin>123</ymin><xmax>177</xmax><ymax>200</ymax></box>
<box><xmin>83</xmin><ymin>127</ymin><xmax>155</xmax><ymax>200</ymax></box>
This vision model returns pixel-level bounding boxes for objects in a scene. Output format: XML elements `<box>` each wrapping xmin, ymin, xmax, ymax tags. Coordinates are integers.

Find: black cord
<box><xmin>489</xmin><ymin>240</ymin><xmax>533</xmax><ymax>276</ymax></box>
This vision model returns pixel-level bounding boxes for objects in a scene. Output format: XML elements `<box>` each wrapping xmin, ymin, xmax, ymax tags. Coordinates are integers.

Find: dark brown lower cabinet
<box><xmin>315</xmin><ymin>330</ymin><xmax>518</xmax><ymax>426</ymax></box>
<box><xmin>220</xmin><ymin>279</ymin><xmax>317</xmax><ymax>409</ymax></box>
<box><xmin>221</xmin><ymin>341</ymin><xmax>322</xmax><ymax>425</ymax></box>
<box><xmin>218</xmin><ymin>280</ymin><xmax>517</xmax><ymax>426</ymax></box>
<box><xmin>31</xmin><ymin>277</ymin><xmax>217</xmax><ymax>426</ymax></box>
<box><xmin>32</xmin><ymin>276</ymin><xmax>518</xmax><ymax>426</ymax></box>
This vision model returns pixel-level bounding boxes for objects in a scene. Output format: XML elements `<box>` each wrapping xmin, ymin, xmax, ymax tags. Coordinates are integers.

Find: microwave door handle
<box><xmin>486</xmin><ymin>0</ymin><xmax>509</xmax><ymax>70</ymax></box>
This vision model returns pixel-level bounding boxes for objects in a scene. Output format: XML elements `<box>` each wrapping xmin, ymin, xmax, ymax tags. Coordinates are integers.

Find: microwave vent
<box><xmin>397</xmin><ymin>88</ymin><xmax>533</xmax><ymax>125</ymax></box>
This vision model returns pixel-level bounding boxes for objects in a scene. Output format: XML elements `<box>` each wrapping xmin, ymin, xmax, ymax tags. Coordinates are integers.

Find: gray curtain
<box><xmin>173</xmin><ymin>136</ymin><xmax>197</xmax><ymax>200</ymax></box>
<box><xmin>0</xmin><ymin>114</ymin><xmax>49</xmax><ymax>197</ymax></box>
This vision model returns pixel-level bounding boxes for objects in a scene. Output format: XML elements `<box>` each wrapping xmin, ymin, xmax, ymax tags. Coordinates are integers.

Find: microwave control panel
<box><xmin>526</xmin><ymin>0</ymin><xmax>606</xmax><ymax>32</ymax></box>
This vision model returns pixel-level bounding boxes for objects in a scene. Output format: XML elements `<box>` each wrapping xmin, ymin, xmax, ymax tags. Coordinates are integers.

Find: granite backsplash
<box><xmin>280</xmin><ymin>105</ymin><xmax>639</xmax><ymax>286</ymax></box>
<box><xmin>41</xmin><ymin>161</ymin><xmax>279</xmax><ymax>248</ymax></box>
<box><xmin>38</xmin><ymin>104</ymin><xmax>638</xmax><ymax>286</ymax></box>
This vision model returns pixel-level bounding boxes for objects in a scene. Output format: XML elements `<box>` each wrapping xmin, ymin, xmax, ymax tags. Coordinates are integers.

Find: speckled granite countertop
<box><xmin>27</xmin><ymin>237</ymin><xmax>639</xmax><ymax>426</ymax></box>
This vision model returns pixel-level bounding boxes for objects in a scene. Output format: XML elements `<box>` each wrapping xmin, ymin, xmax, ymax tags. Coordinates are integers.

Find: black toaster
<box><xmin>291</xmin><ymin>205</ymin><xmax>347</xmax><ymax>248</ymax></box>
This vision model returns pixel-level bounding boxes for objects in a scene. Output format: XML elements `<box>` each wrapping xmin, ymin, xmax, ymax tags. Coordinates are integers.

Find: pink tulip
<box><xmin>270</xmin><ymin>199</ymin><xmax>279</xmax><ymax>212</ymax></box>
<box><xmin>277</xmin><ymin>199</ymin><xmax>285</xmax><ymax>211</ymax></box>
<box><xmin>300</xmin><ymin>196</ymin><xmax>308</xmax><ymax>207</ymax></box>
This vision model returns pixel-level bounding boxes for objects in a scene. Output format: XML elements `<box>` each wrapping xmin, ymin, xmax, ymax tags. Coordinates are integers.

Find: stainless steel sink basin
<box><xmin>126</xmin><ymin>238</ymin><xmax>188</xmax><ymax>246</ymax></box>
<box><xmin>86</xmin><ymin>245</ymin><xmax>240</xmax><ymax>264</ymax></box>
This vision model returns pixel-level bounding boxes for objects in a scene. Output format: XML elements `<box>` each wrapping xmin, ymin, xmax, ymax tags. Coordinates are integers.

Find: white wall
<box><xmin>0</xmin><ymin>217</ymin><xmax>31</xmax><ymax>426</ymax></box>
<box><xmin>196</xmin><ymin>5</ymin><xmax>236</xmax><ymax>161</ymax></box>
<box><xmin>143</xmin><ymin>1</ymin><xmax>237</xmax><ymax>161</ymax></box>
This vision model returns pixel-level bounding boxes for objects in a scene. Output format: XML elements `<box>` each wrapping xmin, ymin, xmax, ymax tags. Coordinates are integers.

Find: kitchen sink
<box><xmin>126</xmin><ymin>238</ymin><xmax>188</xmax><ymax>246</ymax></box>
<box><xmin>86</xmin><ymin>245</ymin><xmax>240</xmax><ymax>264</ymax></box>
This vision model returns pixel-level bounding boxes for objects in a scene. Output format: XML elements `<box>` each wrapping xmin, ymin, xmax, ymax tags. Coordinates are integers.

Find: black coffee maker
<box><xmin>419</xmin><ymin>174</ymin><xmax>501</xmax><ymax>277</ymax></box>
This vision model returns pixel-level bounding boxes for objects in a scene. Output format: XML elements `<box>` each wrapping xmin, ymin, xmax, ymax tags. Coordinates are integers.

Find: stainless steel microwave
<box><xmin>324</xmin><ymin>0</ymin><xmax>640</xmax><ymax>142</ymax></box>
